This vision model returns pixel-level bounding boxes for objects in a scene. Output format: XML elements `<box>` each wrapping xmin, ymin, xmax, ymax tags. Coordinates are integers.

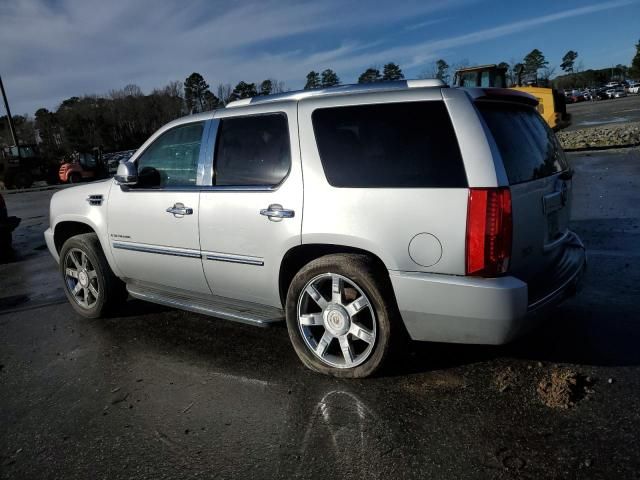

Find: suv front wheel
<box><xmin>60</xmin><ymin>233</ymin><xmax>126</xmax><ymax>318</ymax></box>
<box><xmin>285</xmin><ymin>254</ymin><xmax>398</xmax><ymax>378</ymax></box>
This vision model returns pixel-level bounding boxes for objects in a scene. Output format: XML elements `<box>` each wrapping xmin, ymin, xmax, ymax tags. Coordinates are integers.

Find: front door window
<box><xmin>136</xmin><ymin>122</ymin><xmax>204</xmax><ymax>187</ymax></box>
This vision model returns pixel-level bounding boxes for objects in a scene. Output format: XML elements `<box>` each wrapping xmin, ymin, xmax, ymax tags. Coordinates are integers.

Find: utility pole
<box><xmin>0</xmin><ymin>75</ymin><xmax>20</xmax><ymax>154</ymax></box>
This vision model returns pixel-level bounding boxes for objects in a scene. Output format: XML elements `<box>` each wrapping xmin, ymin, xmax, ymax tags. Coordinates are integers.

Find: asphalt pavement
<box><xmin>1</xmin><ymin>149</ymin><xmax>640</xmax><ymax>479</ymax></box>
<box><xmin>566</xmin><ymin>94</ymin><xmax>640</xmax><ymax>131</ymax></box>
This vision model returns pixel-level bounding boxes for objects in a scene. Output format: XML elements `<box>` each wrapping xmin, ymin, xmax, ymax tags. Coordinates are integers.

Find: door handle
<box><xmin>166</xmin><ymin>203</ymin><xmax>193</xmax><ymax>216</ymax></box>
<box><xmin>260</xmin><ymin>204</ymin><xmax>295</xmax><ymax>222</ymax></box>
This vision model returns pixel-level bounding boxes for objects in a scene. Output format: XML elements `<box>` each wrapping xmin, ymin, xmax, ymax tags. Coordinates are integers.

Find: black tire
<box><xmin>285</xmin><ymin>253</ymin><xmax>402</xmax><ymax>378</ymax></box>
<box><xmin>69</xmin><ymin>173</ymin><xmax>81</xmax><ymax>184</ymax></box>
<box><xmin>59</xmin><ymin>233</ymin><xmax>127</xmax><ymax>318</ymax></box>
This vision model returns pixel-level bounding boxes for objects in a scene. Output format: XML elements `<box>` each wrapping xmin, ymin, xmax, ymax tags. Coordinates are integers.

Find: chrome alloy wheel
<box><xmin>63</xmin><ymin>248</ymin><xmax>99</xmax><ymax>309</ymax></box>
<box><xmin>297</xmin><ymin>273</ymin><xmax>376</xmax><ymax>369</ymax></box>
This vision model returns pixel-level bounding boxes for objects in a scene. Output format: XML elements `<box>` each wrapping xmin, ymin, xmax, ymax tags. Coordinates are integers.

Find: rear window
<box><xmin>312</xmin><ymin>101</ymin><xmax>467</xmax><ymax>188</ymax></box>
<box><xmin>477</xmin><ymin>102</ymin><xmax>568</xmax><ymax>184</ymax></box>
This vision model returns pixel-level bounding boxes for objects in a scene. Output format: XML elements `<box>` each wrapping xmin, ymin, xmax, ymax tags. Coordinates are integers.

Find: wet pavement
<box><xmin>566</xmin><ymin>94</ymin><xmax>640</xmax><ymax>131</ymax></box>
<box><xmin>1</xmin><ymin>149</ymin><xmax>640</xmax><ymax>479</ymax></box>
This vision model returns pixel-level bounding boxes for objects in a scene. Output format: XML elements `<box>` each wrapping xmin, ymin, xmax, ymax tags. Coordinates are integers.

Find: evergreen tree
<box><xmin>320</xmin><ymin>69</ymin><xmax>340</xmax><ymax>87</ymax></box>
<box><xmin>184</xmin><ymin>73</ymin><xmax>210</xmax><ymax>113</ymax></box>
<box><xmin>560</xmin><ymin>51</ymin><xmax>578</xmax><ymax>73</ymax></box>
<box><xmin>304</xmin><ymin>71</ymin><xmax>321</xmax><ymax>89</ymax></box>
<box><xmin>523</xmin><ymin>49</ymin><xmax>548</xmax><ymax>77</ymax></box>
<box><xmin>229</xmin><ymin>81</ymin><xmax>258</xmax><ymax>101</ymax></box>
<box><xmin>382</xmin><ymin>63</ymin><xmax>404</xmax><ymax>81</ymax></box>
<box><xmin>630</xmin><ymin>39</ymin><xmax>640</xmax><ymax>78</ymax></box>
<box><xmin>358</xmin><ymin>68</ymin><xmax>382</xmax><ymax>83</ymax></box>
<box><xmin>202</xmin><ymin>91</ymin><xmax>220</xmax><ymax>110</ymax></box>
<box><xmin>435</xmin><ymin>59</ymin><xmax>449</xmax><ymax>83</ymax></box>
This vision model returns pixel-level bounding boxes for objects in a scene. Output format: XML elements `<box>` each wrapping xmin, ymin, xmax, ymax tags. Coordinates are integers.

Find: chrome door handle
<box><xmin>260</xmin><ymin>204</ymin><xmax>295</xmax><ymax>221</ymax></box>
<box><xmin>166</xmin><ymin>203</ymin><xmax>193</xmax><ymax>216</ymax></box>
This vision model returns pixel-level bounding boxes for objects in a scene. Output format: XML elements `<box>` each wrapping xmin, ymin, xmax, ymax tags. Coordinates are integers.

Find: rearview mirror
<box><xmin>114</xmin><ymin>161</ymin><xmax>138</xmax><ymax>186</ymax></box>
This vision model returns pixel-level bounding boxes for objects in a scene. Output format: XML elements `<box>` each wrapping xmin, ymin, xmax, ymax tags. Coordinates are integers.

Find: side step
<box><xmin>126</xmin><ymin>282</ymin><xmax>284</xmax><ymax>327</ymax></box>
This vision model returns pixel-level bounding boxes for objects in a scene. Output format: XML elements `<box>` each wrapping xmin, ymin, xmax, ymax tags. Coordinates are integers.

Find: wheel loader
<box><xmin>453</xmin><ymin>64</ymin><xmax>571</xmax><ymax>131</ymax></box>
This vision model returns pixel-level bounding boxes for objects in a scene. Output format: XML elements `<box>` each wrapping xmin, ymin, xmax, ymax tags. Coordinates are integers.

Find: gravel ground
<box><xmin>558</xmin><ymin>122</ymin><xmax>640</xmax><ymax>150</ymax></box>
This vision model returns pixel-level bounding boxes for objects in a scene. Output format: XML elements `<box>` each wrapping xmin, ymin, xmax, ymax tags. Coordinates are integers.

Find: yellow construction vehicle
<box><xmin>453</xmin><ymin>64</ymin><xmax>571</xmax><ymax>130</ymax></box>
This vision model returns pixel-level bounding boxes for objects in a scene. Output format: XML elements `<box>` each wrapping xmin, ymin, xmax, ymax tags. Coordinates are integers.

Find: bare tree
<box><xmin>123</xmin><ymin>84</ymin><xmax>143</xmax><ymax>97</ymax></box>
<box><xmin>216</xmin><ymin>83</ymin><xmax>232</xmax><ymax>106</ymax></box>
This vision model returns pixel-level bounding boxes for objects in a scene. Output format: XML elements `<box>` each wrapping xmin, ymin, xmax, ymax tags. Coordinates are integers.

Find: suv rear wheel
<box><xmin>60</xmin><ymin>233</ymin><xmax>126</xmax><ymax>318</ymax></box>
<box><xmin>285</xmin><ymin>254</ymin><xmax>398</xmax><ymax>378</ymax></box>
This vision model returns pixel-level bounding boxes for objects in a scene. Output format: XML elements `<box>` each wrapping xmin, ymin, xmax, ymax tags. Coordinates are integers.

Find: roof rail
<box><xmin>225</xmin><ymin>78</ymin><xmax>447</xmax><ymax>108</ymax></box>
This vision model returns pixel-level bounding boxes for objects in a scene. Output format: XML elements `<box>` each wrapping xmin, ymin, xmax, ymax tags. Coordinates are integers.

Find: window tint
<box><xmin>136</xmin><ymin>122</ymin><xmax>204</xmax><ymax>187</ymax></box>
<box><xmin>311</xmin><ymin>101</ymin><xmax>466</xmax><ymax>188</ymax></box>
<box><xmin>477</xmin><ymin>103</ymin><xmax>568</xmax><ymax>184</ymax></box>
<box><xmin>214</xmin><ymin>113</ymin><xmax>290</xmax><ymax>186</ymax></box>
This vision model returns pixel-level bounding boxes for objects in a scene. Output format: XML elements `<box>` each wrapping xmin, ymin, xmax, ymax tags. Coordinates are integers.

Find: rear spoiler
<box><xmin>462</xmin><ymin>88</ymin><xmax>539</xmax><ymax>107</ymax></box>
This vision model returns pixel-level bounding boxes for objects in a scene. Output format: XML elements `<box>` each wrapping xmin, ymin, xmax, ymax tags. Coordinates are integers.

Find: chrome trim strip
<box><xmin>118</xmin><ymin>185</ymin><xmax>276</xmax><ymax>193</ymax></box>
<box><xmin>112</xmin><ymin>242</ymin><xmax>201</xmax><ymax>258</ymax></box>
<box><xmin>204</xmin><ymin>251</ymin><xmax>264</xmax><ymax>266</ymax></box>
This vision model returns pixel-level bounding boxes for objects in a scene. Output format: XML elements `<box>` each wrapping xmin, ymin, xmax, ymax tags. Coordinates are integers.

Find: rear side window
<box><xmin>214</xmin><ymin>113</ymin><xmax>291</xmax><ymax>186</ymax></box>
<box><xmin>312</xmin><ymin>101</ymin><xmax>466</xmax><ymax>188</ymax></box>
<box><xmin>477</xmin><ymin>103</ymin><xmax>568</xmax><ymax>184</ymax></box>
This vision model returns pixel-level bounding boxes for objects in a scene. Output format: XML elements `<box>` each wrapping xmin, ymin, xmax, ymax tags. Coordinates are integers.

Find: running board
<box><xmin>126</xmin><ymin>282</ymin><xmax>284</xmax><ymax>327</ymax></box>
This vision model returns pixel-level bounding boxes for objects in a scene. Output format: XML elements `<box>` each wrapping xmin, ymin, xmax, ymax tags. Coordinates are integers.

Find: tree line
<box><xmin>2</xmin><ymin>38</ymin><xmax>639</xmax><ymax>159</ymax></box>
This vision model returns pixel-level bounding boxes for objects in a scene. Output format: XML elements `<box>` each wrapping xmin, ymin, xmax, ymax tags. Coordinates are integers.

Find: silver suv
<box><xmin>45</xmin><ymin>80</ymin><xmax>586</xmax><ymax>377</ymax></box>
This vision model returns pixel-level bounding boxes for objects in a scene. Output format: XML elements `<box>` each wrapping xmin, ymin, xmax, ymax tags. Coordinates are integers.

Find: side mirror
<box><xmin>114</xmin><ymin>161</ymin><xmax>138</xmax><ymax>186</ymax></box>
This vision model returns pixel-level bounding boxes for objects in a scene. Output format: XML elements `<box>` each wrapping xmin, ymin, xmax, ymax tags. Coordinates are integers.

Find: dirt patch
<box><xmin>494</xmin><ymin>366</ymin><xmax>519</xmax><ymax>392</ymax></box>
<box><xmin>537</xmin><ymin>368</ymin><xmax>593</xmax><ymax>409</ymax></box>
<box><xmin>400</xmin><ymin>370</ymin><xmax>467</xmax><ymax>393</ymax></box>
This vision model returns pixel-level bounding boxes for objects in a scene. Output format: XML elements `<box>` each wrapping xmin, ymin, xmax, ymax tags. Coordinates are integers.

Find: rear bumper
<box><xmin>390</xmin><ymin>232</ymin><xmax>586</xmax><ymax>345</ymax></box>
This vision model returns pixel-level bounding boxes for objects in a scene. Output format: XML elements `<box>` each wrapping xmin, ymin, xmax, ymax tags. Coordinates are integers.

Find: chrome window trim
<box><xmin>112</xmin><ymin>241</ymin><xmax>201</xmax><ymax>258</ymax></box>
<box><xmin>118</xmin><ymin>185</ymin><xmax>276</xmax><ymax>193</ymax></box>
<box><xmin>196</xmin><ymin>119</ymin><xmax>215</xmax><ymax>186</ymax></box>
<box><xmin>203</xmin><ymin>251</ymin><xmax>264</xmax><ymax>266</ymax></box>
<box><xmin>200</xmin><ymin>118</ymin><xmax>219</xmax><ymax>186</ymax></box>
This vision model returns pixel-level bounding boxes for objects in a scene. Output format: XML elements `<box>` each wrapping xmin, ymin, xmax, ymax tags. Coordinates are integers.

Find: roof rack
<box><xmin>225</xmin><ymin>78</ymin><xmax>447</xmax><ymax>108</ymax></box>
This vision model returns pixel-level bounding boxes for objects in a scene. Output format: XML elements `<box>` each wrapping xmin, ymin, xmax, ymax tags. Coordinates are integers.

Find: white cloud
<box><xmin>0</xmin><ymin>0</ymin><xmax>635</xmax><ymax>115</ymax></box>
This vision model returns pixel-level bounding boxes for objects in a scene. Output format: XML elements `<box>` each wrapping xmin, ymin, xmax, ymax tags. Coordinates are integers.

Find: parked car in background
<box><xmin>605</xmin><ymin>88</ymin><xmax>626</xmax><ymax>99</ymax></box>
<box><xmin>103</xmin><ymin>150</ymin><xmax>137</xmax><ymax>176</ymax></box>
<box><xmin>629</xmin><ymin>82</ymin><xmax>640</xmax><ymax>94</ymax></box>
<box><xmin>613</xmin><ymin>88</ymin><xmax>627</xmax><ymax>98</ymax></box>
<box><xmin>45</xmin><ymin>81</ymin><xmax>586</xmax><ymax>377</ymax></box>
<box><xmin>0</xmin><ymin>192</ymin><xmax>21</xmax><ymax>261</ymax></box>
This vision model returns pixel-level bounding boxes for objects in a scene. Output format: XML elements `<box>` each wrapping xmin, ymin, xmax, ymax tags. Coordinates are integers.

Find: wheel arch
<box><xmin>278</xmin><ymin>244</ymin><xmax>389</xmax><ymax>307</ymax></box>
<box><xmin>53</xmin><ymin>221</ymin><xmax>96</xmax><ymax>253</ymax></box>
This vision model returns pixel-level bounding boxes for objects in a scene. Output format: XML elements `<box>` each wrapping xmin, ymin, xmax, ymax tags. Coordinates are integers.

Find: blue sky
<box><xmin>1</xmin><ymin>0</ymin><xmax>639</xmax><ymax>116</ymax></box>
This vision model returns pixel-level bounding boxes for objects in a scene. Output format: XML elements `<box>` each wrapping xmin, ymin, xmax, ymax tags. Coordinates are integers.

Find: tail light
<box><xmin>466</xmin><ymin>187</ymin><xmax>512</xmax><ymax>276</ymax></box>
